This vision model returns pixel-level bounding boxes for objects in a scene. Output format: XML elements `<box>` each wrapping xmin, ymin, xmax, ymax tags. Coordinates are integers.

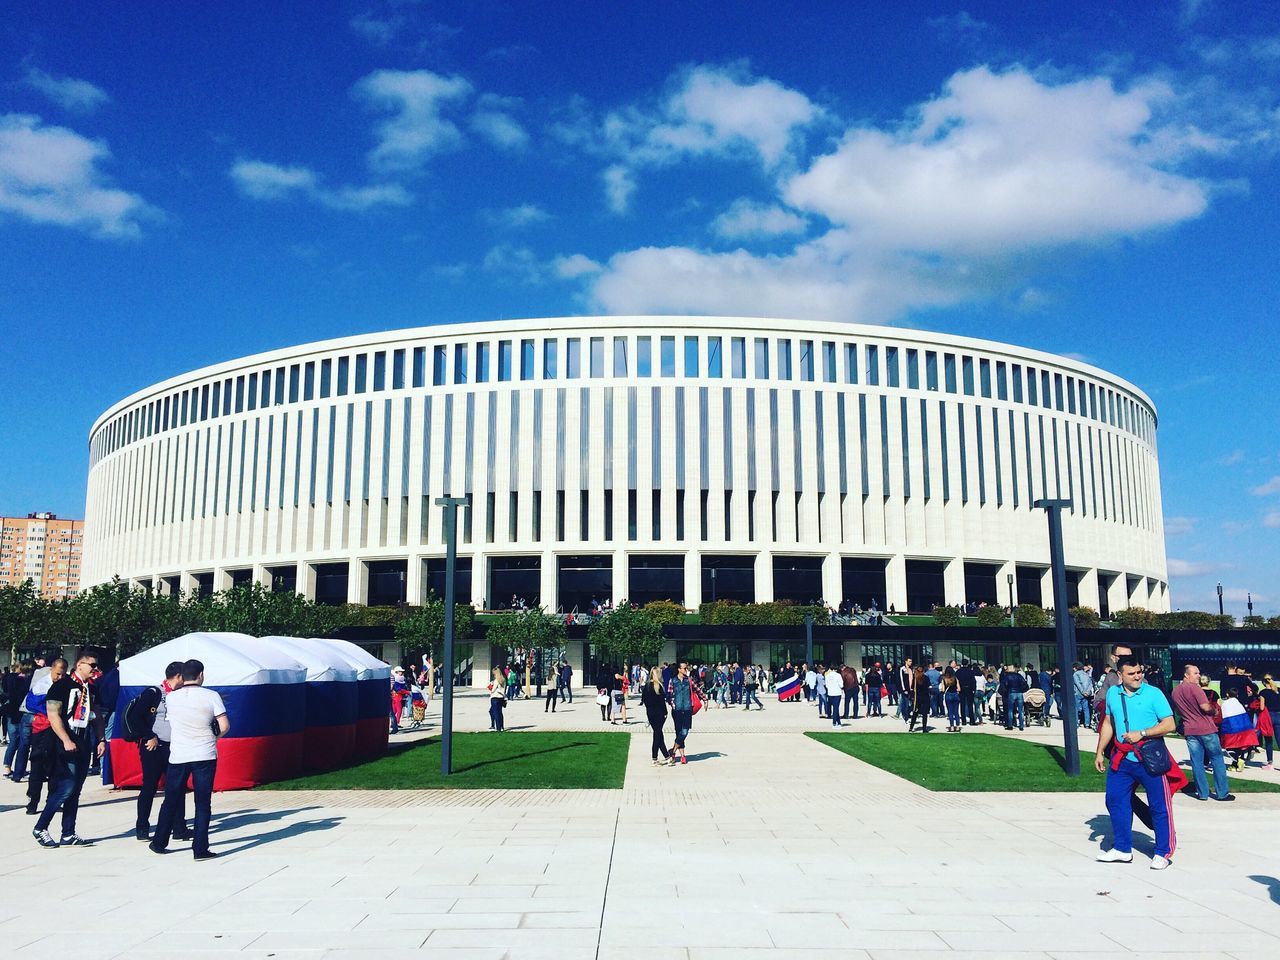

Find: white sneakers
<box><xmin>1149</xmin><ymin>855</ymin><xmax>1171</xmax><ymax>871</ymax></box>
<box><xmin>1096</xmin><ymin>848</ymin><xmax>1133</xmax><ymax>863</ymax></box>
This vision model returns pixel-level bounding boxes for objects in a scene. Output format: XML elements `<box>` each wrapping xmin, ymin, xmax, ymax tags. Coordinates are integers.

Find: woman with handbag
<box><xmin>670</xmin><ymin>662</ymin><xmax>695</xmax><ymax>764</ymax></box>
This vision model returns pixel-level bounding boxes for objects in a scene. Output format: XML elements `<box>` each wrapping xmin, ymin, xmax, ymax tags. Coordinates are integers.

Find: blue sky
<box><xmin>2</xmin><ymin>1</ymin><xmax>1277</xmax><ymax>615</ymax></box>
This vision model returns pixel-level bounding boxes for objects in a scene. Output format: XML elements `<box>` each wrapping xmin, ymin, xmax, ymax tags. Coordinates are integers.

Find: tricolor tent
<box><xmin>322</xmin><ymin>637</ymin><xmax>391</xmax><ymax>760</ymax></box>
<box><xmin>259</xmin><ymin>635</ymin><xmax>358</xmax><ymax>772</ymax></box>
<box><xmin>113</xmin><ymin>632</ymin><xmax>311</xmax><ymax>790</ymax></box>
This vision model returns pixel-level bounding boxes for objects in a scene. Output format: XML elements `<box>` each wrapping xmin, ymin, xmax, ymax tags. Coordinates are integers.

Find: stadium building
<box><xmin>84</xmin><ymin>317</ymin><xmax>1169</xmax><ymax>627</ymax></box>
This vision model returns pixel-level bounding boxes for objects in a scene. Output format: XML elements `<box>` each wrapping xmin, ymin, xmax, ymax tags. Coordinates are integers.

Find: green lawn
<box><xmin>807</xmin><ymin>732</ymin><xmax>1280</xmax><ymax>793</ymax></box>
<box><xmin>260</xmin><ymin>731</ymin><xmax>630</xmax><ymax>791</ymax></box>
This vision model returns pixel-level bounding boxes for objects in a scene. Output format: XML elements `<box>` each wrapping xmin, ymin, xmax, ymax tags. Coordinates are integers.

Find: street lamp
<box><xmin>1007</xmin><ymin>572</ymin><xmax>1015</xmax><ymax>626</ymax></box>
<box><xmin>436</xmin><ymin>495</ymin><xmax>470</xmax><ymax>776</ymax></box>
<box><xmin>1217</xmin><ymin>582</ymin><xmax>1224</xmax><ymax>617</ymax></box>
<box><xmin>1248</xmin><ymin>592</ymin><xmax>1254</xmax><ymax>619</ymax></box>
<box><xmin>710</xmin><ymin>567</ymin><xmax>717</xmax><ymax>603</ymax></box>
<box><xmin>1034</xmin><ymin>498</ymin><xmax>1080</xmax><ymax>777</ymax></box>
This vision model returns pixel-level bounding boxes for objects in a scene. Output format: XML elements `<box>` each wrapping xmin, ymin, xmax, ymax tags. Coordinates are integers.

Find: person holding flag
<box><xmin>776</xmin><ymin>665</ymin><xmax>802</xmax><ymax>703</ymax></box>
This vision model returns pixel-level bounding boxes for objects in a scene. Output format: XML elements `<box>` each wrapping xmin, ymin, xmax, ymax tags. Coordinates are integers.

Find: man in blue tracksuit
<box><xmin>1095</xmin><ymin>656</ymin><xmax>1177</xmax><ymax>870</ymax></box>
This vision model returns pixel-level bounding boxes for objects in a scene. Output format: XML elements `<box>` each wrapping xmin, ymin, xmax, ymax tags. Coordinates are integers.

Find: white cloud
<box><xmin>1264</xmin><ymin>510</ymin><xmax>1280</xmax><ymax>529</ymax></box>
<box><xmin>229</xmin><ymin>159</ymin><xmax>411</xmax><ymax>211</ymax></box>
<box><xmin>0</xmin><ymin>113</ymin><xmax>158</xmax><ymax>238</ymax></box>
<box><xmin>578</xmin><ymin>65</ymin><xmax>1227</xmax><ymax>322</ymax></box>
<box><xmin>23</xmin><ymin>68</ymin><xmax>110</xmax><ymax>114</ymax></box>
<box><xmin>784</xmin><ymin>67</ymin><xmax>1209</xmax><ymax>255</ymax></box>
<box><xmin>471</xmin><ymin>95</ymin><xmax>528</xmax><ymax>150</ymax></box>
<box><xmin>481</xmin><ymin>244</ymin><xmax>547</xmax><ymax>285</ymax></box>
<box><xmin>354</xmin><ymin>69</ymin><xmax>472</xmax><ymax>173</ymax></box>
<box><xmin>711</xmin><ymin>199</ymin><xmax>807</xmax><ymax>239</ymax></box>
<box><xmin>1250</xmin><ymin>475</ymin><xmax>1280</xmax><ymax>496</ymax></box>
<box><xmin>349</xmin><ymin>12</ymin><xmax>404</xmax><ymax>46</ymax></box>
<box><xmin>1164</xmin><ymin>516</ymin><xmax>1196</xmax><ymax>536</ymax></box>
<box><xmin>553</xmin><ymin>253</ymin><xmax>602</xmax><ymax>279</ymax></box>
<box><xmin>603</xmin><ymin>164</ymin><xmax>636</xmax><ymax>214</ymax></box>
<box><xmin>1221</xmin><ymin>449</ymin><xmax>1245</xmax><ymax>466</ymax></box>
<box><xmin>1167</xmin><ymin>558</ymin><xmax>1218</xmax><ymax>577</ymax></box>
<box><xmin>484</xmin><ymin>204</ymin><xmax>549</xmax><ymax>229</ymax></box>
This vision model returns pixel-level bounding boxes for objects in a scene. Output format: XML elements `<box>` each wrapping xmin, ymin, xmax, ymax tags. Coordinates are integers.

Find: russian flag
<box><xmin>1220</xmin><ymin>697</ymin><xmax>1259</xmax><ymax>750</ymax></box>
<box><xmin>777</xmin><ymin>674</ymin><xmax>802</xmax><ymax>701</ymax></box>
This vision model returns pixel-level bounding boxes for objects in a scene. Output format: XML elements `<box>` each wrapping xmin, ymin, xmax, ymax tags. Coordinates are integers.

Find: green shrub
<box><xmin>589</xmin><ymin>607</ymin><xmax>664</xmax><ymax>665</ymax></box>
<box><xmin>640</xmin><ymin>599</ymin><xmax>687</xmax><ymax>625</ymax></box>
<box><xmin>1243</xmin><ymin>615</ymin><xmax>1267</xmax><ymax>629</ymax></box>
<box><xmin>1069</xmin><ymin>605</ymin><xmax>1100</xmax><ymax>629</ymax></box>
<box><xmin>1153</xmin><ymin>610</ymin><xmax>1234</xmax><ymax>631</ymax></box>
<box><xmin>932</xmin><ymin>604</ymin><xmax>962</xmax><ymax>626</ymax></box>
<box><xmin>1012</xmin><ymin>603</ymin><xmax>1050</xmax><ymax>628</ymax></box>
<box><xmin>975</xmin><ymin>605</ymin><xmax>1007</xmax><ymax>627</ymax></box>
<box><xmin>697</xmin><ymin>600</ymin><xmax>829</xmax><ymax>626</ymax></box>
<box><xmin>1111</xmin><ymin>606</ymin><xmax>1155</xmax><ymax>629</ymax></box>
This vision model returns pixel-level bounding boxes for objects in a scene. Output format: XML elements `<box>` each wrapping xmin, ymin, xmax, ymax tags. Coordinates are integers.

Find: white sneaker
<box><xmin>1096</xmin><ymin>848</ymin><xmax>1133</xmax><ymax>863</ymax></box>
<box><xmin>1150</xmin><ymin>855</ymin><xmax>1171</xmax><ymax>871</ymax></box>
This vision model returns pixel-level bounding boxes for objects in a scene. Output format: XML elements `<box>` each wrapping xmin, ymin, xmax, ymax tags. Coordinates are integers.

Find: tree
<box><xmin>1069</xmin><ymin>605</ymin><xmax>1100</xmax><ymax>629</ymax></box>
<box><xmin>1111</xmin><ymin>606</ymin><xmax>1155</xmax><ymax>629</ymax></box>
<box><xmin>393</xmin><ymin>599</ymin><xmax>476</xmax><ymax>667</ymax></box>
<box><xmin>975</xmin><ymin>605</ymin><xmax>1007</xmax><ymax>627</ymax></box>
<box><xmin>483</xmin><ymin>608</ymin><xmax>566</xmax><ymax>692</ymax></box>
<box><xmin>641</xmin><ymin>599</ymin><xmax>687</xmax><ymax>625</ymax></box>
<box><xmin>932</xmin><ymin>604</ymin><xmax>962</xmax><ymax>626</ymax></box>
<box><xmin>1243</xmin><ymin>615</ymin><xmax>1267</xmax><ymax>629</ymax></box>
<box><xmin>589</xmin><ymin>606</ymin><xmax>665</xmax><ymax>668</ymax></box>
<box><xmin>0</xmin><ymin>580</ymin><xmax>49</xmax><ymax>662</ymax></box>
<box><xmin>1013</xmin><ymin>603</ymin><xmax>1050</xmax><ymax>628</ymax></box>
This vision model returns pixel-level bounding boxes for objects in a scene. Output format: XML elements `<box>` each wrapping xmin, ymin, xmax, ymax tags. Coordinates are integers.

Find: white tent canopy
<box><xmin>321</xmin><ymin>637</ymin><xmax>391</xmax><ymax>681</ymax></box>
<box><xmin>258</xmin><ymin>636</ymin><xmax>359</xmax><ymax>683</ymax></box>
<box><xmin>118</xmin><ymin>632</ymin><xmax>308</xmax><ymax>687</ymax></box>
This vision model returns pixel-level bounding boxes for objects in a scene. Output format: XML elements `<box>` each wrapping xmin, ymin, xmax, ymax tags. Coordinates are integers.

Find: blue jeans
<box><xmin>1105</xmin><ymin>759</ymin><xmax>1174</xmax><ymax>858</ymax></box>
<box><xmin>154</xmin><ymin>758</ymin><xmax>216</xmax><ymax>856</ymax></box>
<box><xmin>3</xmin><ymin>716</ymin><xmax>21</xmax><ymax>770</ymax></box>
<box><xmin>35</xmin><ymin>737</ymin><xmax>91</xmax><ymax>836</ymax></box>
<box><xmin>672</xmin><ymin>709</ymin><xmax>692</xmax><ymax>749</ymax></box>
<box><xmin>945</xmin><ymin>691</ymin><xmax>961</xmax><ymax>726</ymax></box>
<box><xmin>1006</xmin><ymin>691</ymin><xmax>1025</xmax><ymax>729</ymax></box>
<box><xmin>489</xmin><ymin>698</ymin><xmax>505</xmax><ymax>731</ymax></box>
<box><xmin>1185</xmin><ymin>733</ymin><xmax>1230</xmax><ymax>800</ymax></box>
<box><xmin>867</xmin><ymin>688</ymin><xmax>882</xmax><ymax>716</ymax></box>
<box><xmin>843</xmin><ymin>689</ymin><xmax>859</xmax><ymax>719</ymax></box>
<box><xmin>743</xmin><ymin>688</ymin><xmax>762</xmax><ymax>709</ymax></box>
<box><xmin>1076</xmin><ymin>694</ymin><xmax>1092</xmax><ymax>728</ymax></box>
<box><xmin>8</xmin><ymin>713</ymin><xmax>33</xmax><ymax>778</ymax></box>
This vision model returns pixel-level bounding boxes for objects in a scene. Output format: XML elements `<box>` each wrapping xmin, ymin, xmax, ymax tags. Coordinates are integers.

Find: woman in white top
<box><xmin>488</xmin><ymin>667</ymin><xmax>507</xmax><ymax>732</ymax></box>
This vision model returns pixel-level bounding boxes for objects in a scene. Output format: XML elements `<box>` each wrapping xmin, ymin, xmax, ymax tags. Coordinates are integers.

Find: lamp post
<box><xmin>1248</xmin><ymin>593</ymin><xmax>1254</xmax><ymax>619</ymax></box>
<box><xmin>436</xmin><ymin>495</ymin><xmax>469</xmax><ymax>776</ymax></box>
<box><xmin>804</xmin><ymin>613</ymin><xmax>814</xmax><ymax>671</ymax></box>
<box><xmin>1034</xmin><ymin>498</ymin><xmax>1080</xmax><ymax>777</ymax></box>
<box><xmin>1217</xmin><ymin>582</ymin><xmax>1224</xmax><ymax>617</ymax></box>
<box><xmin>710</xmin><ymin>567</ymin><xmax>717</xmax><ymax>603</ymax></box>
<box><xmin>1007</xmin><ymin>572</ymin><xmax>1015</xmax><ymax>626</ymax></box>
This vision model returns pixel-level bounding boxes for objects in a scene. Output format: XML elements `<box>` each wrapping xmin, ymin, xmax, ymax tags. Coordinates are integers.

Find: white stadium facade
<box><xmin>83</xmin><ymin>317</ymin><xmax>1169</xmax><ymax>620</ymax></box>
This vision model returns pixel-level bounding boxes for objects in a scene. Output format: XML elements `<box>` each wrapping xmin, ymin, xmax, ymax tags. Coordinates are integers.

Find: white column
<box><xmin>885</xmin><ymin>554</ymin><xmax>907</xmax><ymax>613</ymax></box>
<box><xmin>348</xmin><ymin>559</ymin><xmax>367</xmax><ymax>605</ymax></box>
<box><xmin>755</xmin><ymin>551</ymin><xmax>773</xmax><ymax>602</ymax></box>
<box><xmin>943</xmin><ymin>558</ymin><xmax>965</xmax><ymax>606</ymax></box>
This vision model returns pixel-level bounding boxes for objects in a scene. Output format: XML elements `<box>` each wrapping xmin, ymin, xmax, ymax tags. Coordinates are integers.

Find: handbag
<box><xmin>691</xmin><ymin>688</ymin><xmax>703</xmax><ymax>714</ymax></box>
<box><xmin>1119</xmin><ymin>693</ymin><xmax>1171</xmax><ymax>777</ymax></box>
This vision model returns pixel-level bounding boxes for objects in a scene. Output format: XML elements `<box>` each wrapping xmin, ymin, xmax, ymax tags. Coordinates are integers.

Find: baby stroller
<box><xmin>1024</xmin><ymin>687</ymin><xmax>1052</xmax><ymax>726</ymax></box>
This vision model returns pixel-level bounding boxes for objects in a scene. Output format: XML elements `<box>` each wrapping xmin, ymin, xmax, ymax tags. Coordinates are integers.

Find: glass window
<box><xmin>906</xmin><ymin>349</ymin><xmax>919</xmax><ymax>389</ymax></box>
<box><xmin>224</xmin><ymin>378</ymin><xmax>234</xmax><ymax>414</ymax></box>
<box><xmin>392</xmin><ymin>349</ymin><xmax>405</xmax><ymax>389</ymax></box>
<box><xmin>521</xmin><ymin>339</ymin><xmax>535</xmax><ymax>380</ymax></box>
<box><xmin>566</xmin><ymin>338</ymin><xmax>581</xmax><ymax>378</ymax></box>
<box><xmin>1027</xmin><ymin>367</ymin><xmax>1038</xmax><ymax>405</ymax></box>
<box><xmin>433</xmin><ymin>345</ymin><xmax>447</xmax><ymax>386</ymax></box>
<box><xmin>944</xmin><ymin>354</ymin><xmax>957</xmax><ymax>393</ymax></box>
<box><xmin>707</xmin><ymin>336</ymin><xmax>723</xmax><ymax>378</ymax></box>
<box><xmin>1054</xmin><ymin>373</ymin><xmax>1065</xmax><ymax>411</ymax></box>
<box><xmin>274</xmin><ymin>366</ymin><xmax>285</xmax><ymax>404</ymax></box>
<box><xmin>865</xmin><ymin>344</ymin><xmax>879</xmax><ymax>386</ymax></box>
<box><xmin>926</xmin><ymin>351</ymin><xmax>938</xmax><ymax>390</ymax></box>
<box><xmin>979</xmin><ymin>358</ymin><xmax>991</xmax><ymax>398</ymax></box>
<box><xmin>288</xmin><ymin>366</ymin><xmax>300</xmax><ymax>403</ymax></box>
<box><xmin>246</xmin><ymin>373</ymin><xmax>258</xmax><ymax>411</ymax></box>
<box><xmin>755</xmin><ymin>337</ymin><xmax>770</xmax><ymax>378</ymax></box>
<box><xmin>684</xmin><ymin>336</ymin><xmax>699</xmax><ymax>377</ymax></box>
<box><xmin>543</xmin><ymin>339</ymin><xmax>558</xmax><ymax>379</ymax></box>
<box><xmin>354</xmin><ymin>355</ymin><xmax>367</xmax><ymax>394</ymax></box>
<box><xmin>303</xmin><ymin>363</ymin><xmax>314</xmax><ymax>401</ymax></box>
<box><xmin>472</xmin><ymin>342</ymin><xmax>487</xmax><ymax>383</ymax></box>
<box><xmin>410</xmin><ymin>348</ymin><xmax>424</xmax><ymax>388</ymax></box>
<box><xmin>661</xmin><ymin>336</ymin><xmax>676</xmax><ymax>377</ymax></box>
<box><xmin>1011</xmin><ymin>363</ymin><xmax>1023</xmax><ymax>402</ymax></box>
<box><xmin>337</xmin><ymin>357</ymin><xmax>349</xmax><ymax>395</ymax></box>
<box><xmin>614</xmin><ymin>336</ymin><xmax>629</xmax><ymax>376</ymax></box>
<box><xmin>777</xmin><ymin>340</ymin><xmax>792</xmax><ymax>380</ymax></box>
<box><xmin>260</xmin><ymin>370</ymin><xmax>273</xmax><ymax>406</ymax></box>
<box><xmin>822</xmin><ymin>341</ymin><xmax>836</xmax><ymax>382</ymax></box>
<box><xmin>637</xmin><ymin>336</ymin><xmax>652</xmax><ymax>377</ymax></box>
<box><xmin>732</xmin><ymin>337</ymin><xmax>747</xmax><ymax>378</ymax></box>
<box><xmin>373</xmin><ymin>352</ymin><xmax>386</xmax><ymax>391</ymax></box>
<box><xmin>1041</xmin><ymin>370</ymin><xmax>1052</xmax><ymax>408</ymax></box>
<box><xmin>799</xmin><ymin>340</ymin><xmax>814</xmax><ymax>381</ymax></box>
<box><xmin>885</xmin><ymin>345</ymin><xmax>899</xmax><ymax>388</ymax></box>
<box><xmin>590</xmin><ymin>337</ymin><xmax>605</xmax><ymax>377</ymax></box>
<box><xmin>498</xmin><ymin>340</ymin><xmax>512</xmax><ymax>381</ymax></box>
<box><xmin>996</xmin><ymin>361</ymin><xmax>1007</xmax><ymax>400</ymax></box>
<box><xmin>844</xmin><ymin>343</ymin><xmax>857</xmax><ymax>384</ymax></box>
<box><xmin>454</xmin><ymin>344</ymin><xmax>468</xmax><ymax>384</ymax></box>
<box><xmin>962</xmin><ymin>356</ymin><xmax>974</xmax><ymax>395</ymax></box>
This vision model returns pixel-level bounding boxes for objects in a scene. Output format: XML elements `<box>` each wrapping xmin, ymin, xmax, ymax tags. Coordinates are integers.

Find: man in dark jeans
<box><xmin>559</xmin><ymin>660</ymin><xmax>573</xmax><ymax>703</ymax></box>
<box><xmin>149</xmin><ymin>659</ymin><xmax>229</xmax><ymax>861</ymax></box>
<box><xmin>134</xmin><ymin>661</ymin><xmax>189</xmax><ymax>842</ymax></box>
<box><xmin>33</xmin><ymin>654</ymin><xmax>104</xmax><ymax>848</ymax></box>
<box><xmin>956</xmin><ymin>661</ymin><xmax>977</xmax><ymax>726</ymax></box>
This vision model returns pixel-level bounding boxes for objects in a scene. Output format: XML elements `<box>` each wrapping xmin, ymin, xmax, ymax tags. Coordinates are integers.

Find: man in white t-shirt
<box><xmin>148</xmin><ymin>659</ymin><xmax>229</xmax><ymax>861</ymax></box>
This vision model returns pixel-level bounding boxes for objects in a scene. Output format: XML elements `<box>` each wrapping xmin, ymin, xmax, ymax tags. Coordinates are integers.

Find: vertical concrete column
<box><xmin>213</xmin><ymin>569</ymin><xmax>233</xmax><ymax>592</ymax></box>
<box><xmin>885</xmin><ymin>554</ymin><xmax>907</xmax><ymax>613</ymax></box>
<box><xmin>997</xmin><ymin>561</ymin><xmax>1017</xmax><ymax>612</ymax></box>
<box><xmin>540</xmin><ymin>551</ymin><xmax>558</xmax><ymax>613</ymax></box>
<box><xmin>821</xmin><ymin>553</ymin><xmax>842</xmax><ymax>609</ymax></box>
<box><xmin>348</xmin><ymin>559</ymin><xmax>368</xmax><ymax>605</ymax></box>
<box><xmin>471</xmin><ymin>550</ymin><xmax>487</xmax><ymax>609</ymax></box>
<box><xmin>843</xmin><ymin>640</ymin><xmax>864</xmax><ymax>668</ymax></box>
<box><xmin>404</xmin><ymin>555</ymin><xmax>423</xmax><ymax>606</ymax></box>
<box><xmin>471</xmin><ymin>639</ymin><xmax>491</xmax><ymax>690</ymax></box>
<box><xmin>685</xmin><ymin>552</ymin><xmax>701</xmax><ymax>610</ymax></box>
<box><xmin>566</xmin><ymin>639</ymin><xmax>586</xmax><ymax>689</ymax></box>
<box><xmin>755</xmin><ymin>551</ymin><xmax>773</xmax><ymax>602</ymax></box>
<box><xmin>251</xmin><ymin>565</ymin><xmax>270</xmax><ymax>589</ymax></box>
<box><xmin>933</xmin><ymin>640</ymin><xmax>955</xmax><ymax>666</ymax></box>
<box><xmin>1019</xmin><ymin>642</ymin><xmax>1041</xmax><ymax>671</ymax></box>
<box><xmin>180</xmin><ymin>571</ymin><xmax>199</xmax><ymax>596</ymax></box>
<box><xmin>1040</xmin><ymin>567</ymin><xmax>1056</xmax><ymax>614</ymax></box>
<box><xmin>613</xmin><ymin>549</ymin><xmax>627</xmax><ymax>607</ymax></box>
<box><xmin>662</xmin><ymin>639</ymin><xmax>679</xmax><ymax>665</ymax></box>
<box><xmin>751</xmin><ymin>640</ymin><xmax>771</xmax><ymax>668</ymax></box>
<box><xmin>943</xmin><ymin>558</ymin><xmax>966</xmax><ymax>607</ymax></box>
<box><xmin>1077</xmin><ymin>568</ymin><xmax>1101</xmax><ymax>613</ymax></box>
<box><xmin>297</xmin><ymin>561</ymin><xmax>315</xmax><ymax>601</ymax></box>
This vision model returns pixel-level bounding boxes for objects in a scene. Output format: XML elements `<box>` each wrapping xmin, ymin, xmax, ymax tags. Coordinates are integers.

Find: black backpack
<box><xmin>120</xmin><ymin>686</ymin><xmax>162</xmax><ymax>742</ymax></box>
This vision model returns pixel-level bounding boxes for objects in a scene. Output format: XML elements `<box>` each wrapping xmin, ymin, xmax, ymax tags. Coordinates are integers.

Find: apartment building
<box><xmin>0</xmin><ymin>512</ymin><xmax>84</xmax><ymax>599</ymax></box>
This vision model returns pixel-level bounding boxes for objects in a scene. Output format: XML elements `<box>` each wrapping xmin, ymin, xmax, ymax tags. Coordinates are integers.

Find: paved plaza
<box><xmin>2</xmin><ymin>692</ymin><xmax>1279</xmax><ymax>959</ymax></box>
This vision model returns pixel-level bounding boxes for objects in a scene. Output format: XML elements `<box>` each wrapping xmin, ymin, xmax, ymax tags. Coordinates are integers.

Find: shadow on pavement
<box><xmin>214</xmin><ymin>815</ymin><xmax>345</xmax><ymax>856</ymax></box>
<box><xmin>1249</xmin><ymin>875</ymin><xmax>1280</xmax><ymax>905</ymax></box>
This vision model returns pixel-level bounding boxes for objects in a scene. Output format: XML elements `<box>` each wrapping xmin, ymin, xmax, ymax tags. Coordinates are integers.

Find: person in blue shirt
<box><xmin>1094</xmin><ymin>656</ymin><xmax>1177</xmax><ymax>870</ymax></box>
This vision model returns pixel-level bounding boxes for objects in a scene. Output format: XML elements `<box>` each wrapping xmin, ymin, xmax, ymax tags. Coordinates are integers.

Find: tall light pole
<box><xmin>1007</xmin><ymin>572</ymin><xmax>1015</xmax><ymax>626</ymax></box>
<box><xmin>804</xmin><ymin>613</ymin><xmax>814</xmax><ymax>670</ymax></box>
<box><xmin>1217</xmin><ymin>582</ymin><xmax>1224</xmax><ymax>617</ymax></box>
<box><xmin>710</xmin><ymin>567</ymin><xmax>717</xmax><ymax>603</ymax></box>
<box><xmin>1034</xmin><ymin>498</ymin><xmax>1079</xmax><ymax>777</ymax></box>
<box><xmin>436</xmin><ymin>495</ymin><xmax>469</xmax><ymax>776</ymax></box>
<box><xmin>1248</xmin><ymin>592</ymin><xmax>1254</xmax><ymax>619</ymax></box>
